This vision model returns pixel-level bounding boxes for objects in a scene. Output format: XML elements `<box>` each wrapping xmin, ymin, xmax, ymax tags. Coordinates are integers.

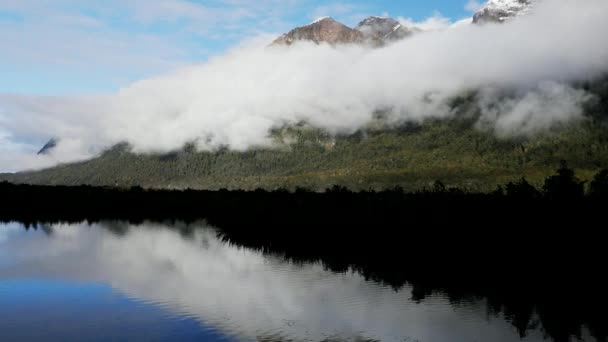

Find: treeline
<box><xmin>2</xmin><ymin>118</ymin><xmax>608</xmax><ymax>191</ymax></box>
<box><xmin>1</xmin><ymin>163</ymin><xmax>608</xmax><ymax>229</ymax></box>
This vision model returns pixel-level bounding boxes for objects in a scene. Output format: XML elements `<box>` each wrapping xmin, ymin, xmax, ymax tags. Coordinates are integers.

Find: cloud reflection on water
<box><xmin>0</xmin><ymin>222</ymin><xmax>557</xmax><ymax>341</ymax></box>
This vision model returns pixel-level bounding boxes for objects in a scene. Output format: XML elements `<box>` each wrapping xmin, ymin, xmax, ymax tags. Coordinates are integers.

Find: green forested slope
<box><xmin>3</xmin><ymin>117</ymin><xmax>608</xmax><ymax>191</ymax></box>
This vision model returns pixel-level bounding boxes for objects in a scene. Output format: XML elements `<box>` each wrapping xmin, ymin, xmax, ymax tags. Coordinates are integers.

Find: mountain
<box><xmin>271</xmin><ymin>2</ymin><xmax>539</xmax><ymax>48</ymax></box>
<box><xmin>4</xmin><ymin>4</ymin><xmax>608</xmax><ymax>192</ymax></box>
<box><xmin>4</xmin><ymin>103</ymin><xmax>608</xmax><ymax>192</ymax></box>
<box><xmin>355</xmin><ymin>16</ymin><xmax>412</xmax><ymax>45</ymax></box>
<box><xmin>272</xmin><ymin>17</ymin><xmax>364</xmax><ymax>46</ymax></box>
<box><xmin>473</xmin><ymin>0</ymin><xmax>533</xmax><ymax>24</ymax></box>
<box><xmin>271</xmin><ymin>1</ymin><xmax>536</xmax><ymax>47</ymax></box>
<box><xmin>272</xmin><ymin>16</ymin><xmax>413</xmax><ymax>47</ymax></box>
<box><xmin>12</xmin><ymin>76</ymin><xmax>607</xmax><ymax>192</ymax></box>
<box><xmin>6</xmin><ymin>79</ymin><xmax>608</xmax><ymax>192</ymax></box>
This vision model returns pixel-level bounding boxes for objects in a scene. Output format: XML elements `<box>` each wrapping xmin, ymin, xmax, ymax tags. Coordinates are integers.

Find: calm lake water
<box><xmin>0</xmin><ymin>222</ymin><xmax>598</xmax><ymax>342</ymax></box>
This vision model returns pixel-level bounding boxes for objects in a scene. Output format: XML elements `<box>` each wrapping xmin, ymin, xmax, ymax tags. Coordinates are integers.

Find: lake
<box><xmin>0</xmin><ymin>222</ymin><xmax>602</xmax><ymax>342</ymax></box>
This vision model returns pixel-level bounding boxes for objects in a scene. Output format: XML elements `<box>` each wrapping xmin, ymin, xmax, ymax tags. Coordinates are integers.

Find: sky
<box><xmin>3</xmin><ymin>0</ymin><xmax>607</xmax><ymax>173</ymax></box>
<box><xmin>0</xmin><ymin>0</ymin><xmax>475</xmax><ymax>96</ymax></box>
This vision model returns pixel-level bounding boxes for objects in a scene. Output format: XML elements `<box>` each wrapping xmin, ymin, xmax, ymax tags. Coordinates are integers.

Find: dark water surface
<box><xmin>0</xmin><ymin>222</ymin><xmax>600</xmax><ymax>342</ymax></box>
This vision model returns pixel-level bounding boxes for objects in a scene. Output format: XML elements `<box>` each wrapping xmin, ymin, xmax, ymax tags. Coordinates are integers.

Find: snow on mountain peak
<box><xmin>310</xmin><ymin>16</ymin><xmax>332</xmax><ymax>25</ymax></box>
<box><xmin>355</xmin><ymin>16</ymin><xmax>411</xmax><ymax>44</ymax></box>
<box><xmin>474</xmin><ymin>0</ymin><xmax>532</xmax><ymax>24</ymax></box>
<box><xmin>272</xmin><ymin>15</ymin><xmax>413</xmax><ymax>47</ymax></box>
<box><xmin>486</xmin><ymin>0</ymin><xmax>531</xmax><ymax>13</ymax></box>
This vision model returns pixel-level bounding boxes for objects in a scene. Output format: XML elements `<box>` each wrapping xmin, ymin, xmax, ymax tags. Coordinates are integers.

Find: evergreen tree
<box><xmin>542</xmin><ymin>161</ymin><xmax>585</xmax><ymax>200</ymax></box>
<box><xmin>588</xmin><ymin>169</ymin><xmax>608</xmax><ymax>197</ymax></box>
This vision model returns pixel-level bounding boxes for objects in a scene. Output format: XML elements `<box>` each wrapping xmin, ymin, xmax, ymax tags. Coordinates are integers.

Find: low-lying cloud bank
<box><xmin>1</xmin><ymin>0</ymin><xmax>608</xmax><ymax>172</ymax></box>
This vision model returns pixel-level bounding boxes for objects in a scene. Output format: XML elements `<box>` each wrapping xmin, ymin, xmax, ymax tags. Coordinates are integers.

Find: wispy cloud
<box><xmin>465</xmin><ymin>0</ymin><xmax>484</xmax><ymax>13</ymax></box>
<box><xmin>398</xmin><ymin>12</ymin><xmax>453</xmax><ymax>31</ymax></box>
<box><xmin>0</xmin><ymin>0</ymin><xmax>310</xmax><ymax>95</ymax></box>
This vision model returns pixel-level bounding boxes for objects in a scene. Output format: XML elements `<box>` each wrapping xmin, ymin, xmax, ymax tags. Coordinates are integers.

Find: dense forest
<box><xmin>2</xmin><ymin>162</ymin><xmax>608</xmax><ymax>223</ymax></box>
<box><xmin>2</xmin><ymin>119</ymin><xmax>608</xmax><ymax>191</ymax></box>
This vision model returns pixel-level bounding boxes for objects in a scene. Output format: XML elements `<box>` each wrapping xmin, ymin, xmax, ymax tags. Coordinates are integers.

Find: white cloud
<box><xmin>0</xmin><ymin>223</ymin><xmax>21</xmax><ymax>243</ymax></box>
<box><xmin>477</xmin><ymin>82</ymin><xmax>592</xmax><ymax>136</ymax></box>
<box><xmin>398</xmin><ymin>12</ymin><xmax>453</xmax><ymax>31</ymax></box>
<box><xmin>1</xmin><ymin>0</ymin><xmax>608</xmax><ymax>172</ymax></box>
<box><xmin>0</xmin><ymin>0</ymin><xmax>307</xmax><ymax>91</ymax></box>
<box><xmin>450</xmin><ymin>17</ymin><xmax>473</xmax><ymax>29</ymax></box>
<box><xmin>465</xmin><ymin>0</ymin><xmax>484</xmax><ymax>13</ymax></box>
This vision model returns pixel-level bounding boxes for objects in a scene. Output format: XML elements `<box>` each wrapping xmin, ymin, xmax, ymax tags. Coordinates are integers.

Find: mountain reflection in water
<box><xmin>0</xmin><ymin>222</ymin><xmax>603</xmax><ymax>342</ymax></box>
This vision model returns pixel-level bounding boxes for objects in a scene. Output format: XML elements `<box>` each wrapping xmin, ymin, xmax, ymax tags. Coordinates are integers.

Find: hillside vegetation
<box><xmin>2</xmin><ymin>117</ymin><xmax>607</xmax><ymax>191</ymax></box>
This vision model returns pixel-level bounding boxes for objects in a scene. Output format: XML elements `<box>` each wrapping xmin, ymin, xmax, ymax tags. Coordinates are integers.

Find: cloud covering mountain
<box><xmin>1</xmin><ymin>0</ymin><xmax>607</xmax><ymax>172</ymax></box>
<box><xmin>473</xmin><ymin>0</ymin><xmax>532</xmax><ymax>23</ymax></box>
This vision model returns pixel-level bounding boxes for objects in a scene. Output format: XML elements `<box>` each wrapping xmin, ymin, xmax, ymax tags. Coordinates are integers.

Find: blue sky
<box><xmin>0</xmin><ymin>0</ymin><xmax>477</xmax><ymax>96</ymax></box>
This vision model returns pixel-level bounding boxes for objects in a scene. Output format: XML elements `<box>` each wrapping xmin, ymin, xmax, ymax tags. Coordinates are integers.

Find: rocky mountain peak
<box><xmin>272</xmin><ymin>17</ymin><xmax>363</xmax><ymax>46</ymax></box>
<box><xmin>356</xmin><ymin>16</ymin><xmax>412</xmax><ymax>45</ymax></box>
<box><xmin>473</xmin><ymin>0</ymin><xmax>533</xmax><ymax>24</ymax></box>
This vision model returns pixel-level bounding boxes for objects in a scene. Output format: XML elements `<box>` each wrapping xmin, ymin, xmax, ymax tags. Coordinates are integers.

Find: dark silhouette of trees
<box><xmin>589</xmin><ymin>169</ymin><xmax>608</xmax><ymax>197</ymax></box>
<box><xmin>542</xmin><ymin>161</ymin><xmax>586</xmax><ymax>200</ymax></box>
<box><xmin>432</xmin><ymin>180</ymin><xmax>447</xmax><ymax>193</ymax></box>
<box><xmin>505</xmin><ymin>178</ymin><xmax>542</xmax><ymax>199</ymax></box>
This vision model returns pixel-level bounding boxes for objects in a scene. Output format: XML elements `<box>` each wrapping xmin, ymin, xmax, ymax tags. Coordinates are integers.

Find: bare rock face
<box><xmin>473</xmin><ymin>0</ymin><xmax>532</xmax><ymax>24</ymax></box>
<box><xmin>37</xmin><ymin>138</ymin><xmax>58</xmax><ymax>155</ymax></box>
<box><xmin>355</xmin><ymin>16</ymin><xmax>412</xmax><ymax>46</ymax></box>
<box><xmin>272</xmin><ymin>16</ymin><xmax>413</xmax><ymax>48</ymax></box>
<box><xmin>272</xmin><ymin>17</ymin><xmax>363</xmax><ymax>46</ymax></box>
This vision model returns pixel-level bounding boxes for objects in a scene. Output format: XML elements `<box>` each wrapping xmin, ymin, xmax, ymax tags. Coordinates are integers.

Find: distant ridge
<box><xmin>272</xmin><ymin>0</ymin><xmax>535</xmax><ymax>47</ymax></box>
<box><xmin>272</xmin><ymin>15</ymin><xmax>415</xmax><ymax>47</ymax></box>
